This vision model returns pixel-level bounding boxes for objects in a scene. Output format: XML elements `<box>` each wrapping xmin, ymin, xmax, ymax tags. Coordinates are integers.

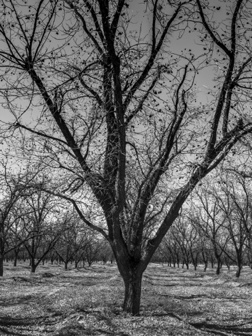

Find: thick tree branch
<box><xmin>14</xmin><ymin>122</ymin><xmax>69</xmax><ymax>147</ymax></box>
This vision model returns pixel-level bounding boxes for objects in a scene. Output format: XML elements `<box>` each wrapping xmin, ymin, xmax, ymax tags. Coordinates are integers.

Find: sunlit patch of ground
<box><xmin>1</xmin><ymin>261</ymin><xmax>252</xmax><ymax>335</ymax></box>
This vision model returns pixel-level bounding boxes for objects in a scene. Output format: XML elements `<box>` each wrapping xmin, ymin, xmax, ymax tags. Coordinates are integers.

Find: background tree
<box><xmin>7</xmin><ymin>209</ymin><xmax>27</xmax><ymax>267</ymax></box>
<box><xmin>161</xmin><ymin>231</ymin><xmax>182</xmax><ymax>267</ymax></box>
<box><xmin>84</xmin><ymin>234</ymin><xmax>101</xmax><ymax>267</ymax></box>
<box><xmin>217</xmin><ymin>172</ymin><xmax>252</xmax><ymax>277</ymax></box>
<box><xmin>21</xmin><ymin>189</ymin><xmax>62</xmax><ymax>273</ymax></box>
<box><xmin>169</xmin><ymin>217</ymin><xmax>192</xmax><ymax>269</ymax></box>
<box><xmin>97</xmin><ymin>238</ymin><xmax>114</xmax><ymax>264</ymax></box>
<box><xmin>0</xmin><ymin>159</ymin><xmax>35</xmax><ymax>275</ymax></box>
<box><xmin>54</xmin><ymin>211</ymin><xmax>92</xmax><ymax>270</ymax></box>
<box><xmin>1</xmin><ymin>0</ymin><xmax>252</xmax><ymax>314</ymax></box>
<box><xmin>191</xmin><ymin>185</ymin><xmax>230</xmax><ymax>275</ymax></box>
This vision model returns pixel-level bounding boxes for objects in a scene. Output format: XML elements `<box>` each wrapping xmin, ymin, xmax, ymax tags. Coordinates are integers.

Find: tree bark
<box><xmin>122</xmin><ymin>269</ymin><xmax>143</xmax><ymax>316</ymax></box>
<box><xmin>236</xmin><ymin>265</ymin><xmax>242</xmax><ymax>278</ymax></box>
<box><xmin>216</xmin><ymin>259</ymin><xmax>222</xmax><ymax>275</ymax></box>
<box><xmin>0</xmin><ymin>256</ymin><xmax>3</xmax><ymax>276</ymax></box>
<box><xmin>236</xmin><ymin>256</ymin><xmax>243</xmax><ymax>278</ymax></box>
<box><xmin>13</xmin><ymin>249</ymin><xmax>19</xmax><ymax>267</ymax></box>
<box><xmin>202</xmin><ymin>251</ymin><xmax>208</xmax><ymax>271</ymax></box>
<box><xmin>30</xmin><ymin>258</ymin><xmax>37</xmax><ymax>273</ymax></box>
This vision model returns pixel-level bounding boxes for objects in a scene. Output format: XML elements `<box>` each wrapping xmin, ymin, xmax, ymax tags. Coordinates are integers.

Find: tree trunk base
<box><xmin>122</xmin><ymin>271</ymin><xmax>143</xmax><ymax>316</ymax></box>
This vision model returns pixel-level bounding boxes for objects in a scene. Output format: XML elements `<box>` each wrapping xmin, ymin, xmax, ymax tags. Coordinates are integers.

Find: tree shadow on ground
<box><xmin>191</xmin><ymin>320</ymin><xmax>252</xmax><ymax>336</ymax></box>
<box><xmin>0</xmin><ymin>294</ymin><xmax>36</xmax><ymax>307</ymax></box>
<box><xmin>0</xmin><ymin>316</ymin><xmax>44</xmax><ymax>327</ymax></box>
<box><xmin>0</xmin><ymin>316</ymin><xmax>42</xmax><ymax>336</ymax></box>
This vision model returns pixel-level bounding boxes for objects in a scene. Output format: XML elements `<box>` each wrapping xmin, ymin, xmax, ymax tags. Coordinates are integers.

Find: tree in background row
<box><xmin>0</xmin><ymin>158</ymin><xmax>37</xmax><ymax>276</ymax></box>
<box><xmin>20</xmin><ymin>189</ymin><xmax>63</xmax><ymax>273</ymax></box>
<box><xmin>160</xmin><ymin>169</ymin><xmax>252</xmax><ymax>278</ymax></box>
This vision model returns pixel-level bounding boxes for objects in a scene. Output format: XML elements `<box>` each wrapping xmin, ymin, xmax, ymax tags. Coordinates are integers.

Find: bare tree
<box><xmin>191</xmin><ymin>185</ymin><xmax>230</xmax><ymax>275</ymax></box>
<box><xmin>20</xmin><ymin>189</ymin><xmax>62</xmax><ymax>273</ymax></box>
<box><xmin>181</xmin><ymin>219</ymin><xmax>201</xmax><ymax>271</ymax></box>
<box><xmin>169</xmin><ymin>217</ymin><xmax>193</xmax><ymax>270</ymax></box>
<box><xmin>0</xmin><ymin>159</ymin><xmax>36</xmax><ymax>275</ymax></box>
<box><xmin>217</xmin><ymin>172</ymin><xmax>252</xmax><ymax>277</ymax></box>
<box><xmin>97</xmin><ymin>238</ymin><xmax>114</xmax><ymax>264</ymax></box>
<box><xmin>0</xmin><ymin>0</ymin><xmax>252</xmax><ymax>314</ymax></box>
<box><xmin>54</xmin><ymin>211</ymin><xmax>92</xmax><ymax>270</ymax></box>
<box><xmin>159</xmin><ymin>233</ymin><xmax>181</xmax><ymax>267</ymax></box>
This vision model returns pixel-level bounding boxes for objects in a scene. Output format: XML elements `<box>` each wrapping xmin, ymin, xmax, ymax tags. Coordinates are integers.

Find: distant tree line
<box><xmin>0</xmin><ymin>160</ymin><xmax>114</xmax><ymax>275</ymax></box>
<box><xmin>154</xmin><ymin>169</ymin><xmax>252</xmax><ymax>278</ymax></box>
<box><xmin>2</xmin><ymin>159</ymin><xmax>252</xmax><ymax>280</ymax></box>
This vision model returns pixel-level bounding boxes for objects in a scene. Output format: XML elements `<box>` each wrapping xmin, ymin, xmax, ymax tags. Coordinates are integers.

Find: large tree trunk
<box><xmin>114</xmin><ymin>245</ymin><xmax>146</xmax><ymax>316</ymax></box>
<box><xmin>122</xmin><ymin>268</ymin><xmax>143</xmax><ymax>315</ymax></box>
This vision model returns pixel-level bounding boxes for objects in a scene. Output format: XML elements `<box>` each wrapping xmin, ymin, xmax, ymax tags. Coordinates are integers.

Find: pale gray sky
<box><xmin>0</xmin><ymin>0</ymin><xmax>239</xmax><ymax>125</ymax></box>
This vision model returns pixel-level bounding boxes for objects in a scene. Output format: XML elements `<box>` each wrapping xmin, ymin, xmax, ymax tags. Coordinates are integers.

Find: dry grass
<box><xmin>1</xmin><ymin>262</ymin><xmax>252</xmax><ymax>335</ymax></box>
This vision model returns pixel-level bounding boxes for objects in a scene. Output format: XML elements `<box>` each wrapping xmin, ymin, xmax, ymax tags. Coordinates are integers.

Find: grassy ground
<box><xmin>0</xmin><ymin>262</ymin><xmax>252</xmax><ymax>335</ymax></box>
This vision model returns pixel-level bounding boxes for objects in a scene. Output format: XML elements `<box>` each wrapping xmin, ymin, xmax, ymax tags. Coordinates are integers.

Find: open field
<box><xmin>1</xmin><ymin>262</ymin><xmax>252</xmax><ymax>335</ymax></box>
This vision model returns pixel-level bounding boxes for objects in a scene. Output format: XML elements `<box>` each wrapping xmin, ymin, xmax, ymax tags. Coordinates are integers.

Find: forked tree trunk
<box><xmin>122</xmin><ymin>268</ymin><xmax>143</xmax><ymax>315</ymax></box>
<box><xmin>114</xmin><ymin>248</ymin><xmax>146</xmax><ymax>316</ymax></box>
